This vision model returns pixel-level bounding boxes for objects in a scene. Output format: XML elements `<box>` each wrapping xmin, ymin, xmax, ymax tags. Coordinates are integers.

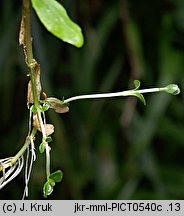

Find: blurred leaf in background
<box><xmin>0</xmin><ymin>0</ymin><xmax>183</xmax><ymax>199</ymax></box>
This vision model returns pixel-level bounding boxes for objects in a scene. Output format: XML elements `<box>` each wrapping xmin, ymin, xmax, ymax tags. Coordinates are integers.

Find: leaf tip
<box><xmin>133</xmin><ymin>80</ymin><xmax>141</xmax><ymax>90</ymax></box>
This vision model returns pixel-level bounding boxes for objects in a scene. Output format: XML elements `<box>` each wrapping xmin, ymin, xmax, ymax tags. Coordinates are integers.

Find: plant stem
<box><xmin>22</xmin><ymin>0</ymin><xmax>33</xmax><ymax>63</ymax></box>
<box><xmin>45</xmin><ymin>146</ymin><xmax>51</xmax><ymax>178</ymax></box>
<box><xmin>37</xmin><ymin>111</ymin><xmax>51</xmax><ymax>178</ymax></box>
<box><xmin>64</xmin><ymin>87</ymin><xmax>162</xmax><ymax>103</ymax></box>
<box><xmin>22</xmin><ymin>0</ymin><xmax>39</xmax><ymax>107</ymax></box>
<box><xmin>22</xmin><ymin>0</ymin><xmax>51</xmax><ymax>180</ymax></box>
<box><xmin>11</xmin><ymin>128</ymin><xmax>37</xmax><ymax>165</ymax></box>
<box><xmin>137</xmin><ymin>88</ymin><xmax>160</xmax><ymax>94</ymax></box>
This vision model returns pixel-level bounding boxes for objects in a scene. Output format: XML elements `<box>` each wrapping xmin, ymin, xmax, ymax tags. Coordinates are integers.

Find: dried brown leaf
<box><xmin>44</xmin><ymin>124</ymin><xmax>54</xmax><ymax>136</ymax></box>
<box><xmin>27</xmin><ymin>64</ymin><xmax>42</xmax><ymax>105</ymax></box>
<box><xmin>33</xmin><ymin>114</ymin><xmax>40</xmax><ymax>130</ymax></box>
<box><xmin>19</xmin><ymin>16</ymin><xmax>24</xmax><ymax>46</ymax></box>
<box><xmin>45</xmin><ymin>97</ymin><xmax>69</xmax><ymax>113</ymax></box>
<box><xmin>33</xmin><ymin>114</ymin><xmax>54</xmax><ymax>136</ymax></box>
<box><xmin>52</xmin><ymin>104</ymin><xmax>69</xmax><ymax>113</ymax></box>
<box><xmin>27</xmin><ymin>80</ymin><xmax>33</xmax><ymax>105</ymax></box>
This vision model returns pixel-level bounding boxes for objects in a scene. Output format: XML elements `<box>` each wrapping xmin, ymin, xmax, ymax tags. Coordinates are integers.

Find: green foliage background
<box><xmin>0</xmin><ymin>0</ymin><xmax>183</xmax><ymax>199</ymax></box>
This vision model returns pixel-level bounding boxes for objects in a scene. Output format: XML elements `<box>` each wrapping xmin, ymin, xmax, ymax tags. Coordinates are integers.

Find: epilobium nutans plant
<box><xmin>0</xmin><ymin>0</ymin><xmax>180</xmax><ymax>198</ymax></box>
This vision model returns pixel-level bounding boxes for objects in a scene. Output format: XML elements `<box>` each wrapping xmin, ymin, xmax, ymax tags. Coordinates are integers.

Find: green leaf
<box><xmin>46</xmin><ymin>136</ymin><xmax>52</xmax><ymax>142</ymax></box>
<box><xmin>133</xmin><ymin>80</ymin><xmax>141</xmax><ymax>90</ymax></box>
<box><xmin>131</xmin><ymin>92</ymin><xmax>146</xmax><ymax>105</ymax></box>
<box><xmin>135</xmin><ymin>92</ymin><xmax>146</xmax><ymax>105</ymax></box>
<box><xmin>49</xmin><ymin>170</ymin><xmax>63</xmax><ymax>183</ymax></box>
<box><xmin>31</xmin><ymin>0</ymin><xmax>84</xmax><ymax>48</ymax></box>
<box><xmin>48</xmin><ymin>178</ymin><xmax>55</xmax><ymax>187</ymax></box>
<box><xmin>163</xmin><ymin>84</ymin><xmax>180</xmax><ymax>95</ymax></box>
<box><xmin>42</xmin><ymin>103</ymin><xmax>50</xmax><ymax>112</ymax></box>
<box><xmin>43</xmin><ymin>181</ymin><xmax>53</xmax><ymax>198</ymax></box>
<box><xmin>39</xmin><ymin>142</ymin><xmax>45</xmax><ymax>153</ymax></box>
<box><xmin>31</xmin><ymin>105</ymin><xmax>37</xmax><ymax>113</ymax></box>
<box><xmin>42</xmin><ymin>171</ymin><xmax>63</xmax><ymax>198</ymax></box>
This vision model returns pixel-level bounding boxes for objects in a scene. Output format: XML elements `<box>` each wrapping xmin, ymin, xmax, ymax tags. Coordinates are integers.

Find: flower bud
<box><xmin>164</xmin><ymin>84</ymin><xmax>180</xmax><ymax>95</ymax></box>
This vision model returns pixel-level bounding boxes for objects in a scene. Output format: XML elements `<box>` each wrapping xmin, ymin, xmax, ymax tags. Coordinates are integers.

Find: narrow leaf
<box><xmin>132</xmin><ymin>92</ymin><xmax>146</xmax><ymax>105</ymax></box>
<box><xmin>133</xmin><ymin>80</ymin><xmax>141</xmax><ymax>90</ymax></box>
<box><xmin>31</xmin><ymin>0</ymin><xmax>84</xmax><ymax>47</ymax></box>
<box><xmin>135</xmin><ymin>92</ymin><xmax>146</xmax><ymax>106</ymax></box>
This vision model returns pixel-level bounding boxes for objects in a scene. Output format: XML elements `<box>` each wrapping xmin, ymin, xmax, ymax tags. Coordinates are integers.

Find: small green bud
<box><xmin>164</xmin><ymin>84</ymin><xmax>180</xmax><ymax>95</ymax></box>
<box><xmin>45</xmin><ymin>136</ymin><xmax>52</xmax><ymax>142</ymax></box>
<box><xmin>31</xmin><ymin>105</ymin><xmax>37</xmax><ymax>113</ymax></box>
<box><xmin>42</xmin><ymin>103</ymin><xmax>50</xmax><ymax>112</ymax></box>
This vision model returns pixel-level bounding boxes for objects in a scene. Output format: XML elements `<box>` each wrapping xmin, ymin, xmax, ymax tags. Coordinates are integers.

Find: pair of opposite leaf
<box><xmin>31</xmin><ymin>97</ymin><xmax>69</xmax><ymax>136</ymax></box>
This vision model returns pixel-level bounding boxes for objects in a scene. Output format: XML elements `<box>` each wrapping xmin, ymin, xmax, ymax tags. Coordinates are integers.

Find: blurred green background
<box><xmin>0</xmin><ymin>0</ymin><xmax>183</xmax><ymax>199</ymax></box>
